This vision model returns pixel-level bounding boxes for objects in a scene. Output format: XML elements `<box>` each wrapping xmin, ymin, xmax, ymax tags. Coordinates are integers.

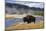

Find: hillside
<box><xmin>5</xmin><ymin>3</ymin><xmax>44</xmax><ymax>16</ymax></box>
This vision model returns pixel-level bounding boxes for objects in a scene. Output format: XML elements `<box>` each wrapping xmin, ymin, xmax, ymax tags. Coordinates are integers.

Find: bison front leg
<box><xmin>27</xmin><ymin>20</ymin><xmax>31</xmax><ymax>24</ymax></box>
<box><xmin>34</xmin><ymin>21</ymin><xmax>35</xmax><ymax>24</ymax></box>
<box><xmin>24</xmin><ymin>20</ymin><xmax>26</xmax><ymax>23</ymax></box>
<box><xmin>27</xmin><ymin>21</ymin><xmax>29</xmax><ymax>24</ymax></box>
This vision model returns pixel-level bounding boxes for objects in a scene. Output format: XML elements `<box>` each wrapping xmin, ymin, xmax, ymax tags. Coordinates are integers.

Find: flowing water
<box><xmin>5</xmin><ymin>16</ymin><xmax>43</xmax><ymax>28</ymax></box>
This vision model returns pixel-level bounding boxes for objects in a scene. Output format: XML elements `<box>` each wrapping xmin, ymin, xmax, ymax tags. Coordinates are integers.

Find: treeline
<box><xmin>5</xmin><ymin>3</ymin><xmax>44</xmax><ymax>11</ymax></box>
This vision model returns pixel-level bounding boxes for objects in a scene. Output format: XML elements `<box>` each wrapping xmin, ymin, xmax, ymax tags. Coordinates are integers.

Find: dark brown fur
<box><xmin>23</xmin><ymin>15</ymin><xmax>35</xmax><ymax>24</ymax></box>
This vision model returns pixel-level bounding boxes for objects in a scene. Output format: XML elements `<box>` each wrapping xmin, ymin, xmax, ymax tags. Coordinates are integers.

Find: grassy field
<box><xmin>5</xmin><ymin>21</ymin><xmax>44</xmax><ymax>31</ymax></box>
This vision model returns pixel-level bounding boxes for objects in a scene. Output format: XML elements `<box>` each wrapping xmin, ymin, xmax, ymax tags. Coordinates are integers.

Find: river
<box><xmin>5</xmin><ymin>16</ymin><xmax>43</xmax><ymax>28</ymax></box>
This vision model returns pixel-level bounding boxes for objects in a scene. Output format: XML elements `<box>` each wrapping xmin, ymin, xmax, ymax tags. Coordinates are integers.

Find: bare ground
<box><xmin>5</xmin><ymin>21</ymin><xmax>44</xmax><ymax>31</ymax></box>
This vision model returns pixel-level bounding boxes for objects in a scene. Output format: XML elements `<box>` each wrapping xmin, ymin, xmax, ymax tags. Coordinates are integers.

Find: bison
<box><xmin>23</xmin><ymin>15</ymin><xmax>35</xmax><ymax>24</ymax></box>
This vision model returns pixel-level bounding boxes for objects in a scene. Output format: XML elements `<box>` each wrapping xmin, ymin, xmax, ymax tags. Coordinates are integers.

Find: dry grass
<box><xmin>5</xmin><ymin>21</ymin><xmax>44</xmax><ymax>31</ymax></box>
<box><xmin>5</xmin><ymin>15</ymin><xmax>15</xmax><ymax>19</ymax></box>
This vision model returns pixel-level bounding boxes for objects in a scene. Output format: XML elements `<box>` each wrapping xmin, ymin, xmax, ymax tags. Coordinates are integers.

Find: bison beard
<box><xmin>23</xmin><ymin>15</ymin><xmax>35</xmax><ymax>24</ymax></box>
